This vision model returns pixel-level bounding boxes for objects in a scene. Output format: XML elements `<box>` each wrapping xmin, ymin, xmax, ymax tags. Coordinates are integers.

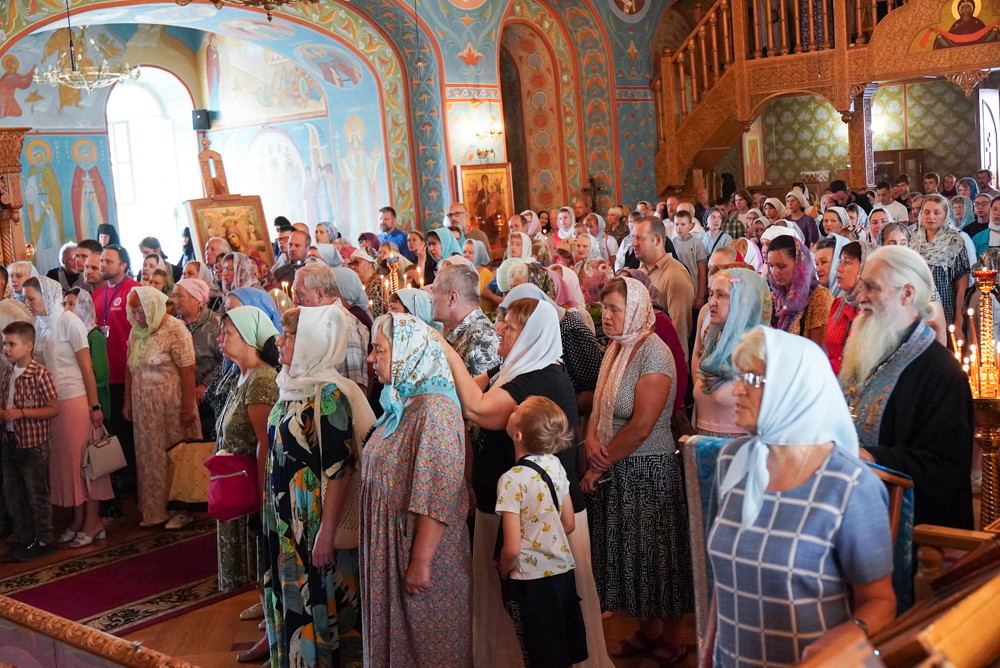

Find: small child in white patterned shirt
<box><xmin>496</xmin><ymin>395</ymin><xmax>587</xmax><ymax>667</ymax></box>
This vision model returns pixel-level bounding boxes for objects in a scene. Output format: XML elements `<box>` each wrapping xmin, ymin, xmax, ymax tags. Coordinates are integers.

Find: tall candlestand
<box><xmin>971</xmin><ymin>269</ymin><xmax>1000</xmax><ymax>525</ymax></box>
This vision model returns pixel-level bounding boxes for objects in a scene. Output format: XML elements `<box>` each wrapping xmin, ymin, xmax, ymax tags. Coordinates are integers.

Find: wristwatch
<box><xmin>91</xmin><ymin>405</ymin><xmax>101</xmax><ymax>412</ymax></box>
<box><xmin>851</xmin><ymin>618</ymin><xmax>869</xmax><ymax>636</ymax></box>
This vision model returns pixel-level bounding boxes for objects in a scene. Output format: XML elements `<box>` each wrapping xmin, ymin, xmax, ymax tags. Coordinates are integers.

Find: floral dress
<box><xmin>216</xmin><ymin>366</ymin><xmax>278</xmax><ymax>592</ymax></box>
<box><xmin>263</xmin><ymin>384</ymin><xmax>362</xmax><ymax>668</ymax></box>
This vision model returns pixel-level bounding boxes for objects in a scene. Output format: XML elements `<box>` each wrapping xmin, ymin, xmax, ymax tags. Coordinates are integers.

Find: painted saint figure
<box><xmin>71</xmin><ymin>139</ymin><xmax>110</xmax><ymax>242</ymax></box>
<box><xmin>0</xmin><ymin>56</ymin><xmax>34</xmax><ymax>118</ymax></box>
<box><xmin>337</xmin><ymin>115</ymin><xmax>381</xmax><ymax>242</ymax></box>
<box><xmin>23</xmin><ymin>139</ymin><xmax>62</xmax><ymax>252</ymax></box>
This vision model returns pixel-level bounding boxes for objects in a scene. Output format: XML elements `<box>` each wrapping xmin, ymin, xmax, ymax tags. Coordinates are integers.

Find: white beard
<box><xmin>839</xmin><ymin>308</ymin><xmax>908</xmax><ymax>386</ymax></box>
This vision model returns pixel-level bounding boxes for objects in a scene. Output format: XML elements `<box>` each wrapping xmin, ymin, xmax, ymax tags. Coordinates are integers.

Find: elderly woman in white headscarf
<box><xmin>8</xmin><ymin>261</ymin><xmax>40</xmax><ymax>303</ymax></box>
<box><xmin>362</xmin><ymin>313</ymin><xmax>470</xmax><ymax>665</ymax></box>
<box><xmin>506</xmin><ymin>231</ymin><xmax>536</xmax><ymax>264</ymax></box>
<box><xmin>439</xmin><ymin>297</ymin><xmax>613</xmax><ymax>668</ymax></box>
<box><xmin>705</xmin><ymin>326</ymin><xmax>895</xmax><ymax>665</ymax></box>
<box><xmin>266</xmin><ymin>305</ymin><xmax>375</xmax><ymax>667</ymax></box>
<box><xmin>22</xmin><ymin>276</ymin><xmax>112</xmax><ymax>548</ymax></box>
<box><xmin>123</xmin><ymin>286</ymin><xmax>201</xmax><ymax>528</ymax></box>
<box><xmin>581</xmin><ymin>276</ymin><xmax>692</xmax><ymax>665</ymax></box>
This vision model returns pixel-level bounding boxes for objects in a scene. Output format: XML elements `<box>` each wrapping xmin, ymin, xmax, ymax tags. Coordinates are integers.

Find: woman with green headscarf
<box><xmin>215</xmin><ymin>306</ymin><xmax>280</xmax><ymax>592</ymax></box>
<box><xmin>692</xmin><ymin>267</ymin><xmax>770</xmax><ymax>438</ymax></box>
<box><xmin>123</xmin><ymin>286</ymin><xmax>201</xmax><ymax>528</ymax></box>
<box><xmin>426</xmin><ymin>227</ymin><xmax>463</xmax><ymax>270</ymax></box>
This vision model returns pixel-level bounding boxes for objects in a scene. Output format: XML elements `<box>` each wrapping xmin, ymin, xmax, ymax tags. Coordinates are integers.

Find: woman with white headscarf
<box><xmin>555</xmin><ymin>206</ymin><xmax>576</xmax><ymax>242</ymax></box>
<box><xmin>362</xmin><ymin>313</ymin><xmax>470</xmax><ymax>665</ymax></box>
<box><xmin>784</xmin><ymin>189</ymin><xmax>819</xmax><ymax>247</ymax></box>
<box><xmin>123</xmin><ymin>286</ymin><xmax>201</xmax><ymax>528</ymax></box>
<box><xmin>266</xmin><ymin>305</ymin><xmax>375</xmax><ymax>667</ymax></box>
<box><xmin>440</xmin><ymin>297</ymin><xmax>613</xmax><ymax>668</ymax></box>
<box><xmin>506</xmin><ymin>231</ymin><xmax>536</xmax><ymax>264</ymax></box>
<box><xmin>705</xmin><ymin>326</ymin><xmax>895</xmax><ymax>665</ymax></box>
<box><xmin>759</xmin><ymin>223</ymin><xmax>802</xmax><ymax>256</ymax></box>
<box><xmin>581</xmin><ymin>277</ymin><xmax>692</xmax><ymax>665</ymax></box>
<box><xmin>22</xmin><ymin>277</ymin><xmax>111</xmax><ymax>547</ymax></box>
<box><xmin>584</xmin><ymin>213</ymin><xmax>615</xmax><ymax>260</ymax></box>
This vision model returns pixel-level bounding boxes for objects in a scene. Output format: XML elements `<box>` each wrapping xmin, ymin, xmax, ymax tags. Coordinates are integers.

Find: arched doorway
<box><xmin>106</xmin><ymin>67</ymin><xmax>201</xmax><ymax>261</ymax></box>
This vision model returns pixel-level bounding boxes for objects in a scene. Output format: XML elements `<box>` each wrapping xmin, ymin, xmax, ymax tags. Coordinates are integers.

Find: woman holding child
<box><xmin>582</xmin><ymin>277</ymin><xmax>694</xmax><ymax>665</ymax></box>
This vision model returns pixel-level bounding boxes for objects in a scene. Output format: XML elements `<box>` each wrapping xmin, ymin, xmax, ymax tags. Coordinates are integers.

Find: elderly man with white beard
<box><xmin>839</xmin><ymin>246</ymin><xmax>974</xmax><ymax>529</ymax></box>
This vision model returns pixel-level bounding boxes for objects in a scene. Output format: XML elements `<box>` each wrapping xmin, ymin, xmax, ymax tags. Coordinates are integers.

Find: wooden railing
<box><xmin>660</xmin><ymin>0</ymin><xmax>736</xmax><ymax>124</ymax></box>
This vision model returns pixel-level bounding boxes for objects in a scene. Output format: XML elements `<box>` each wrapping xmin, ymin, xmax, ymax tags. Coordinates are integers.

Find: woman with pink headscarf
<box><xmin>549</xmin><ymin>264</ymin><xmax>595</xmax><ymax>334</ymax></box>
<box><xmin>173</xmin><ymin>278</ymin><xmax>223</xmax><ymax>439</ymax></box>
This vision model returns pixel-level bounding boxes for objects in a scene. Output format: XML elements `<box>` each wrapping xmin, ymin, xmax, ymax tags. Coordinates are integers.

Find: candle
<box><xmin>281</xmin><ymin>281</ymin><xmax>290</xmax><ymax>297</ymax></box>
<box><xmin>417</xmin><ymin>266</ymin><xmax>424</xmax><ymax>287</ymax></box>
<box><xmin>949</xmin><ymin>324</ymin><xmax>958</xmax><ymax>352</ymax></box>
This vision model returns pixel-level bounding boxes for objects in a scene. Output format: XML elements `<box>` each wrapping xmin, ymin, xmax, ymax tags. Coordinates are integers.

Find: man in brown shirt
<box><xmin>633</xmin><ymin>216</ymin><xmax>695</xmax><ymax>362</ymax></box>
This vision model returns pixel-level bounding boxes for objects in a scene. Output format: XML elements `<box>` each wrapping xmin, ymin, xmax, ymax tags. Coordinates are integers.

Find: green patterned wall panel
<box><xmin>762</xmin><ymin>96</ymin><xmax>849</xmax><ymax>184</ymax></box>
<box><xmin>872</xmin><ymin>85</ymin><xmax>906</xmax><ymax>152</ymax></box>
<box><xmin>905</xmin><ymin>81</ymin><xmax>978</xmax><ymax>179</ymax></box>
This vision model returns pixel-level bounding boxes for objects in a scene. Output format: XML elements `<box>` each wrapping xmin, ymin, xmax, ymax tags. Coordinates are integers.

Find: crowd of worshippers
<box><xmin>0</xmin><ymin>167</ymin><xmax>992</xmax><ymax>668</ymax></box>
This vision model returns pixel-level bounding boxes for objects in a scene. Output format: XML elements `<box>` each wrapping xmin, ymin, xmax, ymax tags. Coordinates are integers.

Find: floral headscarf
<box><xmin>520</xmin><ymin>210</ymin><xmax>542</xmax><ymax>237</ymax></box>
<box><xmin>72</xmin><ymin>288</ymin><xmax>98</xmax><ymax>330</ymax></box>
<box><xmin>126</xmin><ymin>286</ymin><xmax>168</xmax><ymax>371</ymax></box>
<box><xmin>525</xmin><ymin>264</ymin><xmax>555</xmax><ymax>297</ymax></box>
<box><xmin>768</xmin><ymin>237</ymin><xmax>819</xmax><ymax>332</ymax></box>
<box><xmin>373</xmin><ymin>314</ymin><xmax>460</xmax><ymax>436</ymax></box>
<box><xmin>592</xmin><ymin>278</ymin><xmax>655</xmax><ymax>446</ymax></box>
<box><xmin>250</xmin><ymin>255</ymin><xmax>277</xmax><ymax>289</ymax></box>
<box><xmin>697</xmin><ymin>268</ymin><xmax>769</xmax><ymax>393</ymax></box>
<box><xmin>223</xmin><ymin>252</ymin><xmax>261</xmax><ymax>294</ymax></box>
<box><xmin>951</xmin><ymin>195</ymin><xmax>975</xmax><ymax>228</ymax></box>
<box><xmin>957</xmin><ymin>177</ymin><xmax>979</xmax><ymax>199</ymax></box>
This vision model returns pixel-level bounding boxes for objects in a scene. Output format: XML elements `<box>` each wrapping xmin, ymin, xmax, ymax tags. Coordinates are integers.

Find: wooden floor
<box><xmin>2</xmin><ymin>500</ymin><xmax>696</xmax><ymax>668</ymax></box>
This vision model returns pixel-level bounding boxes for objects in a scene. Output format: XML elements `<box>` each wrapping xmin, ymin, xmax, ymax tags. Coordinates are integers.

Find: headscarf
<box><xmin>489</xmin><ymin>298</ymin><xmax>563</xmax><ymax>389</ymax></box>
<box><xmin>223</xmin><ymin>252</ymin><xmax>261</xmax><ymax>294</ymax></box>
<box><xmin>97</xmin><ymin>224</ymin><xmax>120</xmax><ymax>246</ymax></box>
<box><xmin>587</xmin><ymin>214</ymin><xmax>609</xmax><ymax>260</ymax></box>
<box><xmin>358</xmin><ymin>232</ymin><xmax>380</xmax><ymax>250</ymax></box>
<box><xmin>190</xmin><ymin>261</ymin><xmax>217</xmax><ymax>288</ymax></box>
<box><xmin>576</xmin><ymin>233</ymin><xmax>603</xmax><ymax>261</ymax></box>
<box><xmin>718</xmin><ymin>326</ymin><xmax>859</xmax><ymax>529</ymax></box>
<box><xmin>427</xmin><ymin>229</ymin><xmax>463</xmax><ymax>266</ymax></box>
<box><xmin>175</xmin><ymin>278</ymin><xmax>210</xmax><ymax>306</ymax></box>
<box><xmin>951</xmin><ymin>195</ymin><xmax>975</xmax><ymax>228</ymax></box>
<box><xmin>556</xmin><ymin>206</ymin><xmax>575</xmax><ymax>241</ymax></box>
<box><xmin>228</xmin><ymin>287</ymin><xmax>283</xmax><ymax>334</ymax></box>
<box><xmin>331</xmin><ymin>267</ymin><xmax>370</xmax><ymax>313</ymax></box>
<box><xmin>467</xmin><ymin>239</ymin><xmax>491</xmax><ymax>268</ymax></box>
<box><xmin>592</xmin><ymin>278</ymin><xmax>655</xmax><ymax>446</ymax></box>
<box><xmin>763</xmin><ymin>197</ymin><xmax>785</xmax><ymax>220</ymax></box>
<box><xmin>957</xmin><ymin>177</ymin><xmax>979</xmax><ymax>199</ymax></box>
<box><xmin>499</xmin><ymin>283</ymin><xmax>558</xmax><ymax>310</ymax></box>
<box><xmin>785</xmin><ymin>189</ymin><xmax>809</xmax><ymax>211</ymax></box>
<box><xmin>912</xmin><ymin>219</ymin><xmax>967</xmax><ymax>268</ymax></box>
<box><xmin>834</xmin><ymin>241</ymin><xmax>874</xmax><ymax>320</ymax></box>
<box><xmin>549</xmin><ymin>264</ymin><xmax>585</xmax><ymax>308</ymax></box>
<box><xmin>744</xmin><ymin>208</ymin><xmax>765</xmax><ymax>226</ymax></box>
<box><xmin>731</xmin><ymin>238</ymin><xmax>764</xmax><ymax>275</ymax></box>
<box><xmin>879</xmin><ymin>222</ymin><xmax>911</xmax><ymax>247</ymax></box>
<box><xmin>315</xmin><ymin>221</ymin><xmax>339</xmax><ymax>242</ymax></box>
<box><xmin>275</xmin><ymin>304</ymin><xmax>375</xmax><ymax>448</ymax></box>
<box><xmin>847</xmin><ymin>203</ymin><xmax>869</xmax><ymax>231</ymax></box>
<box><xmin>824</xmin><ymin>206</ymin><xmax>850</xmax><ymax>236</ymax></box>
<box><xmin>768</xmin><ymin>237</ymin><xmax>818</xmax><ymax>332</ymax></box>
<box><xmin>823</xmin><ymin>234</ymin><xmax>851</xmax><ymax>299</ymax></box>
<box><xmin>314</xmin><ymin>243</ymin><xmax>345</xmax><ymax>268</ymax></box>
<box><xmin>870</xmin><ymin>204</ymin><xmax>895</xmax><ymax>225</ymax></box>
<box><xmin>441</xmin><ymin>255</ymin><xmax>476</xmax><ymax>271</ymax></box>
<box><xmin>350</xmin><ymin>247</ymin><xmax>377</xmax><ymax>267</ymax></box>
<box><xmin>72</xmin><ymin>289</ymin><xmax>97</xmax><ymax>330</ymax></box>
<box><xmin>32</xmin><ymin>276</ymin><xmax>67</xmax><ymax>345</ymax></box>
<box><xmin>761</xmin><ymin>223</ymin><xmax>802</xmax><ymax>244</ymax></box>
<box><xmin>126</xmin><ymin>286</ymin><xmax>168</xmax><ymax>371</ymax></box>
<box><xmin>224</xmin><ymin>305</ymin><xmax>279</xmax><ymax>350</ymax></box>
<box><xmin>521</xmin><ymin>210</ymin><xmax>542</xmax><ymax>237</ymax></box>
<box><xmin>697</xmin><ymin>268</ymin><xmax>769</xmax><ymax>393</ymax></box>
<box><xmin>373</xmin><ymin>314</ymin><xmax>460</xmax><ymax>436</ymax></box>
<box><xmin>496</xmin><ymin>257</ymin><xmax>526</xmax><ymax>293</ymax></box>
<box><xmin>393</xmin><ymin>288</ymin><xmax>441</xmax><ymax>332</ymax></box>
<box><xmin>507</xmin><ymin>231</ymin><xmax>536</xmax><ymax>262</ymax></box>
<box><xmin>524</xmin><ymin>264</ymin><xmax>555</xmax><ymax>297</ymax></box>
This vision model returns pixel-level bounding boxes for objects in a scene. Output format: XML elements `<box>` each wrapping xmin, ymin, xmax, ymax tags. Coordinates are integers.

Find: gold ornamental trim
<box><xmin>0</xmin><ymin>595</ymin><xmax>195</xmax><ymax>667</ymax></box>
<box><xmin>942</xmin><ymin>70</ymin><xmax>989</xmax><ymax>97</ymax></box>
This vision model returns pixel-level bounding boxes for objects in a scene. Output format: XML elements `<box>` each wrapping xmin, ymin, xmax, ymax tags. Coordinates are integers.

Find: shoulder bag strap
<box><xmin>516</xmin><ymin>456</ymin><xmax>561</xmax><ymax>512</ymax></box>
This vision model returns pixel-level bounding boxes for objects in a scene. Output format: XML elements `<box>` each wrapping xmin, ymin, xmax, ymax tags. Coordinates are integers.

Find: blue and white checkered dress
<box><xmin>707</xmin><ymin>438</ymin><xmax>893</xmax><ymax>667</ymax></box>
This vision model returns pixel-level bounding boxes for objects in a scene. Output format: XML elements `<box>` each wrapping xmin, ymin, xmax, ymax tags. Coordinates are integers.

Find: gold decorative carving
<box><xmin>0</xmin><ymin>595</ymin><xmax>194</xmax><ymax>667</ymax></box>
<box><xmin>943</xmin><ymin>70</ymin><xmax>989</xmax><ymax>97</ymax></box>
<box><xmin>0</xmin><ymin>128</ymin><xmax>27</xmax><ymax>265</ymax></box>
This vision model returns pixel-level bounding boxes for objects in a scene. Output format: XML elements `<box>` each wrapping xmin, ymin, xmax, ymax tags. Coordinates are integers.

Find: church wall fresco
<box><xmin>616</xmin><ymin>100</ymin><xmax>657</xmax><ymax>206</ymax></box>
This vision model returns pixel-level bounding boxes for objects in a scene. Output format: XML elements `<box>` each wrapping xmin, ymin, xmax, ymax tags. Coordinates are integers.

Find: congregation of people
<box><xmin>0</xmin><ymin>166</ymin><xmax>993</xmax><ymax>668</ymax></box>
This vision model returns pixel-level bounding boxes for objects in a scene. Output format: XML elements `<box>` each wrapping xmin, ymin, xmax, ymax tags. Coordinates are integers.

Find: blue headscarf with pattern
<box><xmin>228</xmin><ymin>287</ymin><xmax>283</xmax><ymax>334</ymax></box>
<box><xmin>373</xmin><ymin>314</ymin><xmax>460</xmax><ymax>436</ymax></box>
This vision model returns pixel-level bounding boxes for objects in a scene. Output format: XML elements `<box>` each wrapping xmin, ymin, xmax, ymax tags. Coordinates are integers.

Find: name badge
<box><xmin>101</xmin><ymin>325</ymin><xmax>110</xmax><ymax>338</ymax></box>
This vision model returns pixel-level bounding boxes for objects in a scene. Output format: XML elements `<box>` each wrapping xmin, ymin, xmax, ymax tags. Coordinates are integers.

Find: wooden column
<box><xmin>847</xmin><ymin>86</ymin><xmax>877</xmax><ymax>189</ymax></box>
<box><xmin>0</xmin><ymin>128</ymin><xmax>28</xmax><ymax>265</ymax></box>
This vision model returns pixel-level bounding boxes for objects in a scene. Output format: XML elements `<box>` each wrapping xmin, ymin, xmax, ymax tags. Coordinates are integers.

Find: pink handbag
<box><xmin>205</xmin><ymin>454</ymin><xmax>258</xmax><ymax>521</ymax></box>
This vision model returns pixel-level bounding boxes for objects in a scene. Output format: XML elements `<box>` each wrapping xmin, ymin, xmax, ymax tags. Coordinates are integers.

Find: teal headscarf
<box><xmin>697</xmin><ymin>268</ymin><xmax>769</xmax><ymax>394</ymax></box>
<box><xmin>428</xmin><ymin>229</ymin><xmax>463</xmax><ymax>267</ymax></box>
<box><xmin>373</xmin><ymin>314</ymin><xmax>460</xmax><ymax>436</ymax></box>
<box><xmin>952</xmin><ymin>195</ymin><xmax>975</xmax><ymax>228</ymax></box>
<box><xmin>393</xmin><ymin>288</ymin><xmax>442</xmax><ymax>332</ymax></box>
<box><xmin>826</xmin><ymin>234</ymin><xmax>851</xmax><ymax>299</ymax></box>
<box><xmin>224</xmin><ymin>305</ymin><xmax>279</xmax><ymax>350</ymax></box>
<box><xmin>229</xmin><ymin>287</ymin><xmax>283</xmax><ymax>334</ymax></box>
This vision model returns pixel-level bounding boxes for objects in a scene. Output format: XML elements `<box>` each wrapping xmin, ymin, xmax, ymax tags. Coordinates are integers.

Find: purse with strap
<box><xmin>315</xmin><ymin>387</ymin><xmax>363</xmax><ymax>550</ymax></box>
<box><xmin>205</xmin><ymin>452</ymin><xmax>258</xmax><ymax>521</ymax></box>
<box><xmin>81</xmin><ymin>426</ymin><xmax>127</xmax><ymax>488</ymax></box>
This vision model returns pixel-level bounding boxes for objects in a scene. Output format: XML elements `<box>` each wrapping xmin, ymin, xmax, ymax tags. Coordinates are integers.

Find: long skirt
<box><xmin>49</xmin><ymin>395</ymin><xmax>112</xmax><ymax>507</ymax></box>
<box><xmin>472</xmin><ymin>509</ymin><xmax>614</xmax><ymax>668</ymax></box>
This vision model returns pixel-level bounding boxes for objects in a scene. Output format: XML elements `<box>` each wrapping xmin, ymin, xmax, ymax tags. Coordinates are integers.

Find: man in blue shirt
<box><xmin>377</xmin><ymin>206</ymin><xmax>414</xmax><ymax>262</ymax></box>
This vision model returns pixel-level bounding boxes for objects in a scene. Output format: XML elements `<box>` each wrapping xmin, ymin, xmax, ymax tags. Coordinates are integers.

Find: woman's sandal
<box><xmin>638</xmin><ymin>642</ymin><xmax>689</xmax><ymax>668</ymax></box>
<box><xmin>68</xmin><ymin>529</ymin><xmax>106</xmax><ymax>549</ymax></box>
<box><xmin>611</xmin><ymin>630</ymin><xmax>661</xmax><ymax>658</ymax></box>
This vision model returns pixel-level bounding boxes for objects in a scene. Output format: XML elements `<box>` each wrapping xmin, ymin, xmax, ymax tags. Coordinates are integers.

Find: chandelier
<box><xmin>174</xmin><ymin>0</ymin><xmax>318</xmax><ymax>21</ymax></box>
<box><xmin>33</xmin><ymin>0</ymin><xmax>139</xmax><ymax>94</ymax></box>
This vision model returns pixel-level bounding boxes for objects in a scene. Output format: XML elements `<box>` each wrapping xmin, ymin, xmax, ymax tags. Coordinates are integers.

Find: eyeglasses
<box><xmin>736</xmin><ymin>370</ymin><xmax>766</xmax><ymax>388</ymax></box>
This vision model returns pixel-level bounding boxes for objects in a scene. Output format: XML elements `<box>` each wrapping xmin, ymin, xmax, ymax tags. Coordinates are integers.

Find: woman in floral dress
<box><xmin>265</xmin><ymin>304</ymin><xmax>375</xmax><ymax>668</ymax></box>
<box><xmin>361</xmin><ymin>313</ymin><xmax>471</xmax><ymax>667</ymax></box>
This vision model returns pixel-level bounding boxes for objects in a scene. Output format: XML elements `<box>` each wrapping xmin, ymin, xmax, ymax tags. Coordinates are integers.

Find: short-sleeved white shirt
<box><xmin>495</xmin><ymin>453</ymin><xmax>575</xmax><ymax>580</ymax></box>
<box><xmin>36</xmin><ymin>311</ymin><xmax>89</xmax><ymax>400</ymax></box>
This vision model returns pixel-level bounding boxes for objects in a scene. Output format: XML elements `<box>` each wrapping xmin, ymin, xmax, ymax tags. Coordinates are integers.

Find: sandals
<box><xmin>56</xmin><ymin>528</ymin><xmax>79</xmax><ymax>544</ymax></box>
<box><xmin>611</xmin><ymin>631</ymin><xmax>661</xmax><ymax>658</ymax></box>
<box><xmin>639</xmin><ymin>643</ymin><xmax>689</xmax><ymax>668</ymax></box>
<box><xmin>68</xmin><ymin>529</ymin><xmax>106</xmax><ymax>549</ymax></box>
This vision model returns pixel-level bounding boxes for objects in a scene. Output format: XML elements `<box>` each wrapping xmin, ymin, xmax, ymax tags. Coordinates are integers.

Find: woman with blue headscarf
<box><xmin>361</xmin><ymin>313</ymin><xmax>470</xmax><ymax>666</ymax></box>
<box><xmin>426</xmin><ymin>228</ymin><xmax>464</xmax><ymax>270</ymax></box>
<box><xmin>388</xmin><ymin>287</ymin><xmax>441</xmax><ymax>331</ymax></box>
<box><xmin>705</xmin><ymin>326</ymin><xmax>896</xmax><ymax>665</ymax></box>
<box><xmin>692</xmin><ymin>267</ymin><xmax>770</xmax><ymax>438</ymax></box>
